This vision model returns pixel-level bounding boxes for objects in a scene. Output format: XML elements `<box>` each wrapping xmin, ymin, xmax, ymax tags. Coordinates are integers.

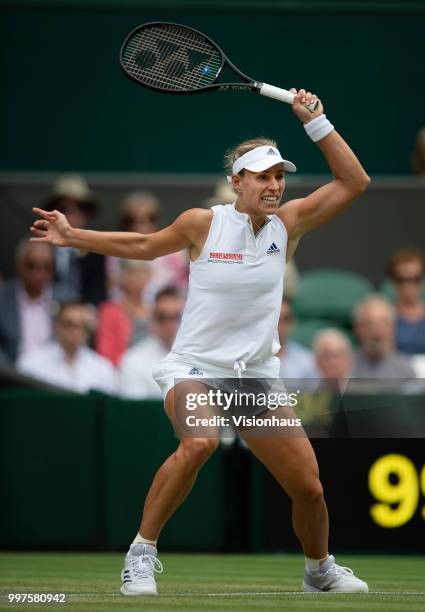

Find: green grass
<box><xmin>0</xmin><ymin>552</ymin><xmax>425</xmax><ymax>611</ymax></box>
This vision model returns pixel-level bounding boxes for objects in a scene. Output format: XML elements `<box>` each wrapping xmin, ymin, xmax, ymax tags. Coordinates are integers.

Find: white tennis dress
<box><xmin>153</xmin><ymin>202</ymin><xmax>288</xmax><ymax>399</ymax></box>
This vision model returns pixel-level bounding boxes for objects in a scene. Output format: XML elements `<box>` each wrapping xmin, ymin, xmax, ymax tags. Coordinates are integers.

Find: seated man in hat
<box><xmin>45</xmin><ymin>174</ymin><xmax>107</xmax><ymax>306</ymax></box>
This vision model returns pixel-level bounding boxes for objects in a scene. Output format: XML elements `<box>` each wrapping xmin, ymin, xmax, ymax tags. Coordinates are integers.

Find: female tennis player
<box><xmin>31</xmin><ymin>88</ymin><xmax>370</xmax><ymax>595</ymax></box>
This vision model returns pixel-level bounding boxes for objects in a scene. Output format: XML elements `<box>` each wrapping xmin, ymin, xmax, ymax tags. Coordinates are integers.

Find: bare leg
<box><xmin>242</xmin><ymin>432</ymin><xmax>328</xmax><ymax>559</ymax></box>
<box><xmin>139</xmin><ymin>437</ymin><xmax>218</xmax><ymax>540</ymax></box>
<box><xmin>139</xmin><ymin>382</ymin><xmax>219</xmax><ymax>541</ymax></box>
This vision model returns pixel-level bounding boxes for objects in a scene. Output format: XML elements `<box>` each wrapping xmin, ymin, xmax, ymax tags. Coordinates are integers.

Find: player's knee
<box><xmin>296</xmin><ymin>479</ymin><xmax>325</xmax><ymax>507</ymax></box>
<box><xmin>179</xmin><ymin>437</ymin><xmax>219</xmax><ymax>468</ymax></box>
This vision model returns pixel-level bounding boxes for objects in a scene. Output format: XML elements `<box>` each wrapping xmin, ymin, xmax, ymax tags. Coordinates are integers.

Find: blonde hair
<box><xmin>224</xmin><ymin>137</ymin><xmax>277</xmax><ymax>175</ymax></box>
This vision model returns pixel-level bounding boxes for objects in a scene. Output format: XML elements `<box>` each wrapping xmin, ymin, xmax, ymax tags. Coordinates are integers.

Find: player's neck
<box><xmin>234</xmin><ymin>200</ymin><xmax>268</xmax><ymax>229</ymax></box>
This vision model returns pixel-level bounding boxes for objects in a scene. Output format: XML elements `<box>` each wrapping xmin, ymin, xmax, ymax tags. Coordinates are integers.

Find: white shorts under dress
<box><xmin>152</xmin><ymin>351</ymin><xmax>281</xmax><ymax>402</ymax></box>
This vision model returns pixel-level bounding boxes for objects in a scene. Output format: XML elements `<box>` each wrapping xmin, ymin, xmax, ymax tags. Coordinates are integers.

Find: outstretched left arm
<box><xmin>279</xmin><ymin>89</ymin><xmax>371</xmax><ymax>253</ymax></box>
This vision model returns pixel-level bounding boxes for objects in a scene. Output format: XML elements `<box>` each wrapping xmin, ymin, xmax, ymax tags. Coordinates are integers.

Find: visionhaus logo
<box><xmin>267</xmin><ymin>242</ymin><xmax>280</xmax><ymax>255</ymax></box>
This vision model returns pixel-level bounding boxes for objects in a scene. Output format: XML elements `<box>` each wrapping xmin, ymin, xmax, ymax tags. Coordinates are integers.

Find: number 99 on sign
<box><xmin>368</xmin><ymin>454</ymin><xmax>425</xmax><ymax>528</ymax></box>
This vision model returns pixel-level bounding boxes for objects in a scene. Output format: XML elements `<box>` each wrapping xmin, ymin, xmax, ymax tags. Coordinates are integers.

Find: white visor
<box><xmin>227</xmin><ymin>145</ymin><xmax>296</xmax><ymax>182</ymax></box>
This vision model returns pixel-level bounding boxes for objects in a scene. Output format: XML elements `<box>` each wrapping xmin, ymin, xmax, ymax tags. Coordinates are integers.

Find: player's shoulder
<box><xmin>277</xmin><ymin>198</ymin><xmax>304</xmax><ymax>234</ymax></box>
<box><xmin>175</xmin><ymin>207</ymin><xmax>213</xmax><ymax>231</ymax></box>
<box><xmin>179</xmin><ymin>207</ymin><xmax>213</xmax><ymax>221</ymax></box>
<box><xmin>277</xmin><ymin>198</ymin><xmax>304</xmax><ymax>219</ymax></box>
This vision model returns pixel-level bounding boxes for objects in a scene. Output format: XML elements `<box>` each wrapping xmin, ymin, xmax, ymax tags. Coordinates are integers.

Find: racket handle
<box><xmin>259</xmin><ymin>83</ymin><xmax>318</xmax><ymax>112</ymax></box>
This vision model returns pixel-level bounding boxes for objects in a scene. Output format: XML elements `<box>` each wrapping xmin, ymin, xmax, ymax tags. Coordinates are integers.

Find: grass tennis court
<box><xmin>1</xmin><ymin>553</ymin><xmax>425</xmax><ymax>611</ymax></box>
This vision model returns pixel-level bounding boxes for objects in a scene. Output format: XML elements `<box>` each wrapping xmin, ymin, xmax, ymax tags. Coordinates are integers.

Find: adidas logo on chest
<box><xmin>267</xmin><ymin>242</ymin><xmax>281</xmax><ymax>255</ymax></box>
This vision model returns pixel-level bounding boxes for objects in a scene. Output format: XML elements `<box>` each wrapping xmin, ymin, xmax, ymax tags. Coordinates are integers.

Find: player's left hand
<box><xmin>290</xmin><ymin>88</ymin><xmax>323</xmax><ymax>124</ymax></box>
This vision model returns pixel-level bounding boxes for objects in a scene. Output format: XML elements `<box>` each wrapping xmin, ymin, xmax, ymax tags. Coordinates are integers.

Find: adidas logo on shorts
<box><xmin>188</xmin><ymin>367</ymin><xmax>203</xmax><ymax>376</ymax></box>
<box><xmin>267</xmin><ymin>242</ymin><xmax>281</xmax><ymax>255</ymax></box>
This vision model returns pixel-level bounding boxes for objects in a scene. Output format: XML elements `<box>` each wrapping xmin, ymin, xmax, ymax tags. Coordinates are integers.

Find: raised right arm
<box><xmin>31</xmin><ymin>207</ymin><xmax>212</xmax><ymax>260</ymax></box>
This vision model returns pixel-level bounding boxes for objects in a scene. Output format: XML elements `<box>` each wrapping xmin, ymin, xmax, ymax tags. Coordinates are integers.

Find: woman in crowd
<box><xmin>96</xmin><ymin>259</ymin><xmax>152</xmax><ymax>366</ymax></box>
<box><xmin>388</xmin><ymin>248</ymin><xmax>425</xmax><ymax>356</ymax></box>
<box><xmin>108</xmin><ymin>191</ymin><xmax>188</xmax><ymax>302</ymax></box>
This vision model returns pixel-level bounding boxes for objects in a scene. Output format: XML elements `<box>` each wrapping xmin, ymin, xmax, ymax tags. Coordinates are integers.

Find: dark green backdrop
<box><xmin>1</xmin><ymin>388</ymin><xmax>425</xmax><ymax>552</ymax></box>
<box><xmin>1</xmin><ymin>1</ymin><xmax>424</xmax><ymax>174</ymax></box>
<box><xmin>0</xmin><ymin>390</ymin><xmax>227</xmax><ymax>552</ymax></box>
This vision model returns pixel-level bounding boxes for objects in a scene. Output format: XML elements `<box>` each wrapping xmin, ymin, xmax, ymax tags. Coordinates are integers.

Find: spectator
<box><xmin>411</xmin><ymin>126</ymin><xmax>425</xmax><ymax>175</ymax></box>
<box><xmin>120</xmin><ymin>287</ymin><xmax>184</xmax><ymax>399</ymax></box>
<box><xmin>0</xmin><ymin>240</ymin><xmax>55</xmax><ymax>364</ymax></box>
<box><xmin>351</xmin><ymin>295</ymin><xmax>415</xmax><ymax>379</ymax></box>
<box><xmin>387</xmin><ymin>248</ymin><xmax>425</xmax><ymax>356</ymax></box>
<box><xmin>108</xmin><ymin>191</ymin><xmax>188</xmax><ymax>302</ymax></box>
<box><xmin>313</xmin><ymin>328</ymin><xmax>353</xmax><ymax>392</ymax></box>
<box><xmin>96</xmin><ymin>260</ymin><xmax>152</xmax><ymax>367</ymax></box>
<box><xmin>44</xmin><ymin>174</ymin><xmax>107</xmax><ymax>305</ymax></box>
<box><xmin>18</xmin><ymin>302</ymin><xmax>117</xmax><ymax>394</ymax></box>
<box><xmin>276</xmin><ymin>299</ymin><xmax>318</xmax><ymax>380</ymax></box>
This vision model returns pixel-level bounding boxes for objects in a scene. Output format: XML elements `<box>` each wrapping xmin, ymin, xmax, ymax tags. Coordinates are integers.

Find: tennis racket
<box><xmin>120</xmin><ymin>21</ymin><xmax>318</xmax><ymax>112</ymax></box>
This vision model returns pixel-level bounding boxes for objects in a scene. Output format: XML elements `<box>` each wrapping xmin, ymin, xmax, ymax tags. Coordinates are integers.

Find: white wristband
<box><xmin>304</xmin><ymin>114</ymin><xmax>334</xmax><ymax>143</ymax></box>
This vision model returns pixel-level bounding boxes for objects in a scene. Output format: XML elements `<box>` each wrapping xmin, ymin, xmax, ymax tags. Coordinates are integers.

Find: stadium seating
<box><xmin>293</xmin><ymin>269</ymin><xmax>374</xmax><ymax>327</ymax></box>
<box><xmin>290</xmin><ymin>318</ymin><xmax>333</xmax><ymax>349</ymax></box>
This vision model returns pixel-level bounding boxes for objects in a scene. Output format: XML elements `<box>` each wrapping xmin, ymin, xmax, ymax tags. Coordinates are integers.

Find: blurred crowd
<box><xmin>0</xmin><ymin>174</ymin><xmax>424</xmax><ymax>397</ymax></box>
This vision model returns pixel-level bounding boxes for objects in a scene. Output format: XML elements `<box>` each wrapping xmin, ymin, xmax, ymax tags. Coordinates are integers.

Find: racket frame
<box><xmin>120</xmin><ymin>21</ymin><xmax>263</xmax><ymax>95</ymax></box>
<box><xmin>120</xmin><ymin>21</ymin><xmax>317</xmax><ymax>111</ymax></box>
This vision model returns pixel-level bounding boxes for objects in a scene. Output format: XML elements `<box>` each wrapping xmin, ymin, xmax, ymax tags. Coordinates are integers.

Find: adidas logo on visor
<box><xmin>266</xmin><ymin>148</ymin><xmax>277</xmax><ymax>155</ymax></box>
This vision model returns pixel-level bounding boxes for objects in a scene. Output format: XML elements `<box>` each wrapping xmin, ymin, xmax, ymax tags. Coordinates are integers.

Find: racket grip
<box><xmin>259</xmin><ymin>83</ymin><xmax>318</xmax><ymax>112</ymax></box>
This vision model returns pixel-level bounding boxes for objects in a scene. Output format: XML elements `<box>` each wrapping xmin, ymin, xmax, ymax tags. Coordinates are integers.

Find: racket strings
<box><xmin>125</xmin><ymin>30</ymin><xmax>218</xmax><ymax>90</ymax></box>
<box><xmin>122</xmin><ymin>25</ymin><xmax>222</xmax><ymax>91</ymax></box>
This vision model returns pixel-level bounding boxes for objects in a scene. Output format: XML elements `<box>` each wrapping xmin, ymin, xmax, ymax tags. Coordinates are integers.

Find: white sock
<box><xmin>305</xmin><ymin>554</ymin><xmax>329</xmax><ymax>572</ymax></box>
<box><xmin>132</xmin><ymin>533</ymin><xmax>157</xmax><ymax>548</ymax></box>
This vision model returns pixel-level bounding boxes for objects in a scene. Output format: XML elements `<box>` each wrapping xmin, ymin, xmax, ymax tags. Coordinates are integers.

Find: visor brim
<box><xmin>245</xmin><ymin>158</ymin><xmax>297</xmax><ymax>173</ymax></box>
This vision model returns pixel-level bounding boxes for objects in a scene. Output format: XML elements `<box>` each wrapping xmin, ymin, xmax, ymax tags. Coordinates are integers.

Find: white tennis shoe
<box><xmin>120</xmin><ymin>543</ymin><xmax>163</xmax><ymax>596</ymax></box>
<box><xmin>303</xmin><ymin>555</ymin><xmax>369</xmax><ymax>593</ymax></box>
